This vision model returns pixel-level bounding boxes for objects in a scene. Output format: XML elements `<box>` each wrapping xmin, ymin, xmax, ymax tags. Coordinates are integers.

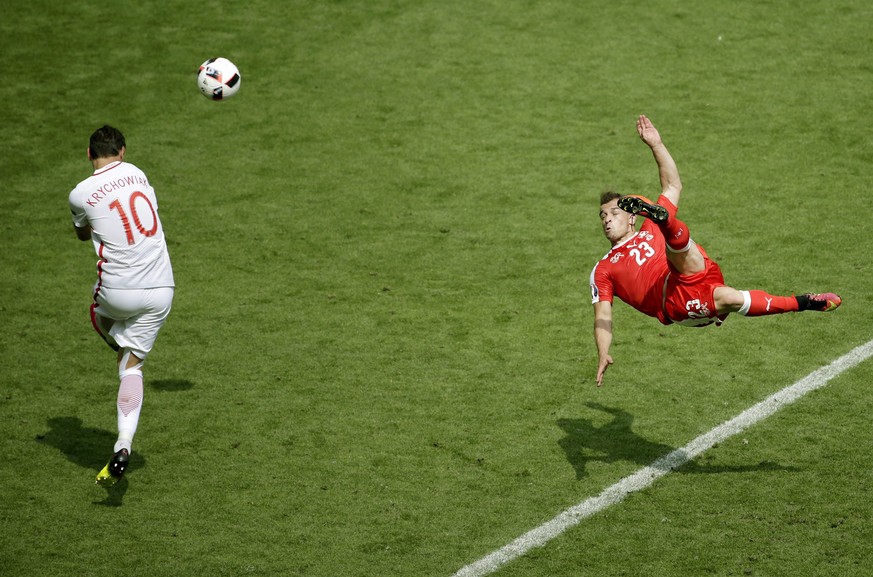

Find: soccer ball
<box><xmin>197</xmin><ymin>57</ymin><xmax>241</xmax><ymax>100</ymax></box>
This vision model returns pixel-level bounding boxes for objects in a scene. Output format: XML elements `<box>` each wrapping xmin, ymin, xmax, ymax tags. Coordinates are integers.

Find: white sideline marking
<box><xmin>453</xmin><ymin>339</ymin><xmax>873</xmax><ymax>577</ymax></box>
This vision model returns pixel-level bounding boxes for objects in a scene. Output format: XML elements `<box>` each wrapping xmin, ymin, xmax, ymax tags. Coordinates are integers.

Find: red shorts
<box><xmin>662</xmin><ymin>256</ymin><xmax>726</xmax><ymax>327</ymax></box>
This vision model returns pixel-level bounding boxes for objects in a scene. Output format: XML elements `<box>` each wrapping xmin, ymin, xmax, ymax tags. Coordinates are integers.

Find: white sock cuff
<box><xmin>120</xmin><ymin>368</ymin><xmax>143</xmax><ymax>380</ymax></box>
<box><xmin>738</xmin><ymin>290</ymin><xmax>752</xmax><ymax>316</ymax></box>
<box><xmin>665</xmin><ymin>238</ymin><xmax>694</xmax><ymax>253</ymax></box>
<box><xmin>119</xmin><ymin>349</ymin><xmax>146</xmax><ymax>377</ymax></box>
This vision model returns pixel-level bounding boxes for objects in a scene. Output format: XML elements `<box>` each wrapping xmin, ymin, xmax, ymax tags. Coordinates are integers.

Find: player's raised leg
<box><xmin>619</xmin><ymin>194</ymin><xmax>705</xmax><ymax>275</ymax></box>
<box><xmin>618</xmin><ymin>195</ymin><xmax>691</xmax><ymax>252</ymax></box>
<box><xmin>90</xmin><ymin>306</ymin><xmax>120</xmax><ymax>352</ymax></box>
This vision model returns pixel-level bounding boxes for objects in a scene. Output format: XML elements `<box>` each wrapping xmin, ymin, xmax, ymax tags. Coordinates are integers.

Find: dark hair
<box><xmin>600</xmin><ymin>190</ymin><xmax>621</xmax><ymax>205</ymax></box>
<box><xmin>88</xmin><ymin>125</ymin><xmax>126</xmax><ymax>159</ymax></box>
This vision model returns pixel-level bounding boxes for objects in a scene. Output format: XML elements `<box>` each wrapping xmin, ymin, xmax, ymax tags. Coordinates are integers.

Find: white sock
<box><xmin>115</xmin><ymin>369</ymin><xmax>143</xmax><ymax>454</ymax></box>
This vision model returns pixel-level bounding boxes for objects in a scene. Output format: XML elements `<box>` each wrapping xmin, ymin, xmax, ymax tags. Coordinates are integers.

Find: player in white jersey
<box><xmin>69</xmin><ymin>125</ymin><xmax>174</xmax><ymax>487</ymax></box>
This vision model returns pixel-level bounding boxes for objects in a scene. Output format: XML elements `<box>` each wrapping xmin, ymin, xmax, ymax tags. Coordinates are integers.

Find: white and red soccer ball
<box><xmin>197</xmin><ymin>57</ymin><xmax>241</xmax><ymax>100</ymax></box>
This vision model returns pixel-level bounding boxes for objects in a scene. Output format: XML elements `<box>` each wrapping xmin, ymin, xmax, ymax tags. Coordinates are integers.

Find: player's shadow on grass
<box><xmin>558</xmin><ymin>402</ymin><xmax>798</xmax><ymax>480</ymax></box>
<box><xmin>36</xmin><ymin>416</ymin><xmax>145</xmax><ymax>506</ymax></box>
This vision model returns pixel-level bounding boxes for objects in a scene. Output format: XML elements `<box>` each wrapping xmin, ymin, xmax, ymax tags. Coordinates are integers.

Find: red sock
<box><xmin>740</xmin><ymin>290</ymin><xmax>799</xmax><ymax>316</ymax></box>
<box><xmin>662</xmin><ymin>215</ymin><xmax>691</xmax><ymax>252</ymax></box>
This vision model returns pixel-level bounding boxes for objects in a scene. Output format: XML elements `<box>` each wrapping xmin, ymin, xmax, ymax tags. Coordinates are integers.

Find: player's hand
<box><xmin>596</xmin><ymin>355</ymin><xmax>614</xmax><ymax>387</ymax></box>
<box><xmin>636</xmin><ymin>115</ymin><xmax>662</xmax><ymax>148</ymax></box>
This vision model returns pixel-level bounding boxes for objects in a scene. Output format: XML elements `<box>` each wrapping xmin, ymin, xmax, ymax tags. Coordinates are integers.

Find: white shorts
<box><xmin>91</xmin><ymin>286</ymin><xmax>174</xmax><ymax>360</ymax></box>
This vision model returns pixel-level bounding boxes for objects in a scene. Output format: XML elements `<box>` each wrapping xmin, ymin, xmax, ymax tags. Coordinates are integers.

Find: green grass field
<box><xmin>2</xmin><ymin>1</ymin><xmax>872</xmax><ymax>576</ymax></box>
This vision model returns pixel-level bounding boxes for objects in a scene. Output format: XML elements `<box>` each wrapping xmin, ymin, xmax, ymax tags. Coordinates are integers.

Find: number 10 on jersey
<box><xmin>109</xmin><ymin>191</ymin><xmax>158</xmax><ymax>246</ymax></box>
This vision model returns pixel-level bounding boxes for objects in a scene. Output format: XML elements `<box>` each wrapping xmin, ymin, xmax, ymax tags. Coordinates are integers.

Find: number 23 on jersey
<box><xmin>629</xmin><ymin>241</ymin><xmax>656</xmax><ymax>265</ymax></box>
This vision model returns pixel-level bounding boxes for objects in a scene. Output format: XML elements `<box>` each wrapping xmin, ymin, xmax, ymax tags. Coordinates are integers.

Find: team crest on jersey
<box><xmin>609</xmin><ymin>252</ymin><xmax>624</xmax><ymax>264</ymax></box>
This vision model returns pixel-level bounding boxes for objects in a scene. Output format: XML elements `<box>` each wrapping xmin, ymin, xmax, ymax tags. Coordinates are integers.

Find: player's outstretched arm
<box><xmin>593</xmin><ymin>301</ymin><xmax>614</xmax><ymax>386</ymax></box>
<box><xmin>637</xmin><ymin>115</ymin><xmax>681</xmax><ymax>208</ymax></box>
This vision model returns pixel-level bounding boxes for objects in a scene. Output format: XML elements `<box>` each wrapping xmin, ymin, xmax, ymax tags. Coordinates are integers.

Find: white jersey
<box><xmin>69</xmin><ymin>161</ymin><xmax>174</xmax><ymax>290</ymax></box>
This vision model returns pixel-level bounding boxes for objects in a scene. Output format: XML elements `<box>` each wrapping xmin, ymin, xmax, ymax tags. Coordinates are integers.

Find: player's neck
<box><xmin>612</xmin><ymin>229</ymin><xmax>637</xmax><ymax>247</ymax></box>
<box><xmin>91</xmin><ymin>155</ymin><xmax>123</xmax><ymax>170</ymax></box>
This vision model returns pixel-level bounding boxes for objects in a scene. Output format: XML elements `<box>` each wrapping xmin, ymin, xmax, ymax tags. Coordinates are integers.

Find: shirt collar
<box><xmin>93</xmin><ymin>160</ymin><xmax>123</xmax><ymax>175</ymax></box>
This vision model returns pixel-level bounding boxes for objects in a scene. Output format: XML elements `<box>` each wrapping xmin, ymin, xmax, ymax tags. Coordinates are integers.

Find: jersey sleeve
<box><xmin>589</xmin><ymin>261</ymin><xmax>613</xmax><ymax>305</ymax></box>
<box><xmin>68</xmin><ymin>187</ymin><xmax>88</xmax><ymax>228</ymax></box>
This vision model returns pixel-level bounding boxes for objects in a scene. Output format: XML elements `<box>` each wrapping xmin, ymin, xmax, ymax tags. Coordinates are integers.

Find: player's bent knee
<box><xmin>668</xmin><ymin>249</ymin><xmax>706</xmax><ymax>276</ymax></box>
<box><xmin>118</xmin><ymin>348</ymin><xmax>146</xmax><ymax>374</ymax></box>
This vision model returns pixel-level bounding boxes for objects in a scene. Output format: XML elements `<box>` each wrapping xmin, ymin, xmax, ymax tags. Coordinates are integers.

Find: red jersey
<box><xmin>590</xmin><ymin>218</ymin><xmax>671</xmax><ymax>324</ymax></box>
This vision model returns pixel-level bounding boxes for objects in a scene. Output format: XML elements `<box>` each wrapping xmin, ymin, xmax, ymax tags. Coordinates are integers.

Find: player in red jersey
<box><xmin>590</xmin><ymin>115</ymin><xmax>841</xmax><ymax>386</ymax></box>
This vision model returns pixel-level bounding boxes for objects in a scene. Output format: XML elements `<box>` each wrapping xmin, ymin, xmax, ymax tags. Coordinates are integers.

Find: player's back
<box><xmin>70</xmin><ymin>161</ymin><xmax>174</xmax><ymax>289</ymax></box>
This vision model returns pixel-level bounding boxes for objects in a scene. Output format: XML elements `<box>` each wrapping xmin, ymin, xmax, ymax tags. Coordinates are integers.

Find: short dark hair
<box><xmin>600</xmin><ymin>190</ymin><xmax>621</xmax><ymax>205</ymax></box>
<box><xmin>88</xmin><ymin>125</ymin><xmax>126</xmax><ymax>159</ymax></box>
